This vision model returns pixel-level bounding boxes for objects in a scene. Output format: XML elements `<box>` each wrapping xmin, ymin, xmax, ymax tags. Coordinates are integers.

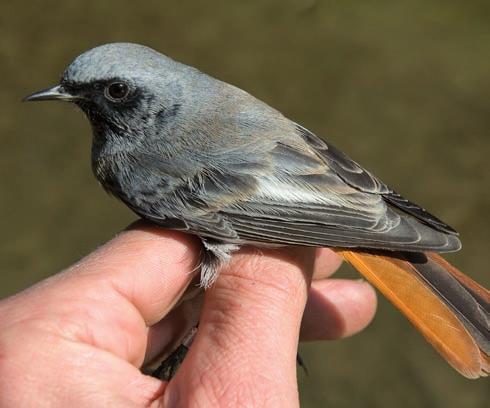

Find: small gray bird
<box><xmin>25</xmin><ymin>43</ymin><xmax>489</xmax><ymax>378</ymax></box>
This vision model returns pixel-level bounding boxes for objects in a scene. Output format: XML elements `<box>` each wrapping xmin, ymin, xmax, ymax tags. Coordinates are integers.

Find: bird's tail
<box><xmin>336</xmin><ymin>250</ymin><xmax>489</xmax><ymax>379</ymax></box>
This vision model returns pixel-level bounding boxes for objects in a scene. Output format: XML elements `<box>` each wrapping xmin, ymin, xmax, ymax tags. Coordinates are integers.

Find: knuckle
<box><xmin>222</xmin><ymin>246</ymin><xmax>314</xmax><ymax>305</ymax></box>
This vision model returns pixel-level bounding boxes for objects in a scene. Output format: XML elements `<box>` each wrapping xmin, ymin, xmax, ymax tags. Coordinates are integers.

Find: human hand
<box><xmin>0</xmin><ymin>221</ymin><xmax>376</xmax><ymax>407</ymax></box>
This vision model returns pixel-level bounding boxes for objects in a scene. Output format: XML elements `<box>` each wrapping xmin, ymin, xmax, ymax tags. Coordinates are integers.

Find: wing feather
<box><xmin>131</xmin><ymin>122</ymin><xmax>461</xmax><ymax>252</ymax></box>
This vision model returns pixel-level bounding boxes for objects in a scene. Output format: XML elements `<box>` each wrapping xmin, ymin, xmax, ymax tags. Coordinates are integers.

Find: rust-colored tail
<box><xmin>337</xmin><ymin>250</ymin><xmax>489</xmax><ymax>379</ymax></box>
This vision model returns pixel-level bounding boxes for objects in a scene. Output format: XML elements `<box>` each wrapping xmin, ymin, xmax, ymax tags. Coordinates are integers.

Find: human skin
<box><xmin>0</xmin><ymin>221</ymin><xmax>376</xmax><ymax>407</ymax></box>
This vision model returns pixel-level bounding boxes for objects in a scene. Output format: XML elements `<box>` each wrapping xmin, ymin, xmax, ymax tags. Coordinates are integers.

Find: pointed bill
<box><xmin>23</xmin><ymin>85</ymin><xmax>79</xmax><ymax>102</ymax></box>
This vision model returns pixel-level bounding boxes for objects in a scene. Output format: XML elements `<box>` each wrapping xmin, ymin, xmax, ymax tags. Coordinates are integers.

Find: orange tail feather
<box><xmin>336</xmin><ymin>250</ymin><xmax>489</xmax><ymax>379</ymax></box>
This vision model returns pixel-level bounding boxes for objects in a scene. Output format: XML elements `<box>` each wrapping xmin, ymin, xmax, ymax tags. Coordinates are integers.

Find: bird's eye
<box><xmin>104</xmin><ymin>82</ymin><xmax>129</xmax><ymax>101</ymax></box>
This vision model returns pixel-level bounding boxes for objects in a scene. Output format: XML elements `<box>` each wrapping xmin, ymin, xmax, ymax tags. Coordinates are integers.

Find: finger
<box><xmin>300</xmin><ymin>279</ymin><xmax>377</xmax><ymax>341</ymax></box>
<box><xmin>313</xmin><ymin>248</ymin><xmax>343</xmax><ymax>280</ymax></box>
<box><xmin>72</xmin><ymin>220</ymin><xmax>202</xmax><ymax>324</ymax></box>
<box><xmin>165</xmin><ymin>246</ymin><xmax>315</xmax><ymax>407</ymax></box>
<box><xmin>2</xmin><ymin>220</ymin><xmax>201</xmax><ymax>366</ymax></box>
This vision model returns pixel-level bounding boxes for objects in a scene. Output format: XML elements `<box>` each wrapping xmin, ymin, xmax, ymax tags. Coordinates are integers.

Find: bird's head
<box><xmin>24</xmin><ymin>43</ymin><xmax>188</xmax><ymax>144</ymax></box>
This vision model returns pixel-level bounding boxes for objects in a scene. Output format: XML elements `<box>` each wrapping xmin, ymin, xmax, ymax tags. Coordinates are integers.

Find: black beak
<box><xmin>23</xmin><ymin>85</ymin><xmax>79</xmax><ymax>102</ymax></box>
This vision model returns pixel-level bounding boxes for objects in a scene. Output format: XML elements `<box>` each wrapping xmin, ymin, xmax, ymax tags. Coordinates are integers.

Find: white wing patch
<box><xmin>255</xmin><ymin>177</ymin><xmax>340</xmax><ymax>205</ymax></box>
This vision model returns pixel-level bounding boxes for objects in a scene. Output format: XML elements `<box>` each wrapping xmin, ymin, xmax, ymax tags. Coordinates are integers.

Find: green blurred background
<box><xmin>1</xmin><ymin>0</ymin><xmax>489</xmax><ymax>406</ymax></box>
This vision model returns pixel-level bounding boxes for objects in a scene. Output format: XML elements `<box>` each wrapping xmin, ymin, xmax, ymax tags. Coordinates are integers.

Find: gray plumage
<box><xmin>26</xmin><ymin>43</ymin><xmax>461</xmax><ymax>288</ymax></box>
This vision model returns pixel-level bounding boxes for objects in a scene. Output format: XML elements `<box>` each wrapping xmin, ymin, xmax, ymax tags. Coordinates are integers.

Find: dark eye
<box><xmin>104</xmin><ymin>82</ymin><xmax>129</xmax><ymax>101</ymax></box>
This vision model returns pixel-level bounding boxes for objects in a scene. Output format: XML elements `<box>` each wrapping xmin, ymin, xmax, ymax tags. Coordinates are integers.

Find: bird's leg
<box><xmin>149</xmin><ymin>242</ymin><xmax>310</xmax><ymax>381</ymax></box>
<box><xmin>145</xmin><ymin>282</ymin><xmax>203</xmax><ymax>380</ymax></box>
<box><xmin>150</xmin><ymin>241</ymin><xmax>238</xmax><ymax>380</ymax></box>
<box><xmin>151</xmin><ymin>326</ymin><xmax>198</xmax><ymax>381</ymax></box>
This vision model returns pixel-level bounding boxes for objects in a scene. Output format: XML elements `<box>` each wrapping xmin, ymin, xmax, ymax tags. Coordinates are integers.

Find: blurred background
<box><xmin>1</xmin><ymin>0</ymin><xmax>489</xmax><ymax>406</ymax></box>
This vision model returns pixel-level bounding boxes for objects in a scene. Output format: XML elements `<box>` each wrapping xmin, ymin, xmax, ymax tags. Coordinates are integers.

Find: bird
<box><xmin>24</xmin><ymin>42</ymin><xmax>489</xmax><ymax>379</ymax></box>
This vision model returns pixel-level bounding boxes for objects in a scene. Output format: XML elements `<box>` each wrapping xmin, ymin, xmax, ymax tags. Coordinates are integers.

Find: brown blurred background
<box><xmin>1</xmin><ymin>0</ymin><xmax>489</xmax><ymax>406</ymax></box>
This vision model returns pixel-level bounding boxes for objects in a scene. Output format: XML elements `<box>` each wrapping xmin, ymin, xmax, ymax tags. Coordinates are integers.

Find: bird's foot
<box><xmin>151</xmin><ymin>326</ymin><xmax>198</xmax><ymax>381</ymax></box>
